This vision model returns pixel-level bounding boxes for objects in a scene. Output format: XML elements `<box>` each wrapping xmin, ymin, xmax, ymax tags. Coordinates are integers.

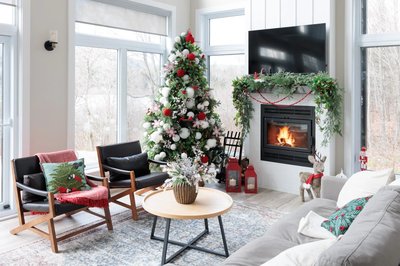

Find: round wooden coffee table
<box><xmin>143</xmin><ymin>187</ymin><xmax>233</xmax><ymax>265</ymax></box>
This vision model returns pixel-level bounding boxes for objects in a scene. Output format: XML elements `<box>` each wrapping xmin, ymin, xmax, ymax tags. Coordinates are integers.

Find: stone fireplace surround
<box><xmin>244</xmin><ymin>92</ymin><xmax>336</xmax><ymax>195</ymax></box>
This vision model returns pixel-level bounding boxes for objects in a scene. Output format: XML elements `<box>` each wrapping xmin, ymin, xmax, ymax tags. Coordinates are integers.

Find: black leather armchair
<box><xmin>10</xmin><ymin>155</ymin><xmax>113</xmax><ymax>253</ymax></box>
<box><xmin>96</xmin><ymin>140</ymin><xmax>168</xmax><ymax>220</ymax></box>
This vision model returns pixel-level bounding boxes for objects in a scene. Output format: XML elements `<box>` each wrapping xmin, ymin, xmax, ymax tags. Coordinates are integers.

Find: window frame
<box><xmin>352</xmin><ymin>0</ymin><xmax>400</xmax><ymax>173</ymax></box>
<box><xmin>69</xmin><ymin>0</ymin><xmax>174</xmax><ymax>169</ymax></box>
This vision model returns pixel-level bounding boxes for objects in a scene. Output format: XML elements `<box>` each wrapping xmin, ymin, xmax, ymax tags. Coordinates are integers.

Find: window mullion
<box><xmin>118</xmin><ymin>48</ymin><xmax>127</xmax><ymax>142</ymax></box>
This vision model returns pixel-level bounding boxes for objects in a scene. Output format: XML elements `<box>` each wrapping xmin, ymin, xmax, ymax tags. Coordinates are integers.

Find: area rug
<box><xmin>0</xmin><ymin>202</ymin><xmax>286</xmax><ymax>266</ymax></box>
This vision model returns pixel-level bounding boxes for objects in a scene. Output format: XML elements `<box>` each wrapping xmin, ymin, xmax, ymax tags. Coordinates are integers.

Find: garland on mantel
<box><xmin>232</xmin><ymin>72</ymin><xmax>343</xmax><ymax>146</ymax></box>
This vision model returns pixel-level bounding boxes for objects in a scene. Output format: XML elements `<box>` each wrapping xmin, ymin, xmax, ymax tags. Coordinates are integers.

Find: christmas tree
<box><xmin>143</xmin><ymin>30</ymin><xmax>224</xmax><ymax>165</ymax></box>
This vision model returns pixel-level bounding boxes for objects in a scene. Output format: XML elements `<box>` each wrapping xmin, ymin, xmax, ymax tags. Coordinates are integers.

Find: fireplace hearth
<box><xmin>261</xmin><ymin>105</ymin><xmax>315</xmax><ymax>167</ymax></box>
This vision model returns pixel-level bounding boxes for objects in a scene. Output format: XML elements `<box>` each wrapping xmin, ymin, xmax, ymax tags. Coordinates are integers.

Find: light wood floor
<box><xmin>0</xmin><ymin>184</ymin><xmax>303</xmax><ymax>254</ymax></box>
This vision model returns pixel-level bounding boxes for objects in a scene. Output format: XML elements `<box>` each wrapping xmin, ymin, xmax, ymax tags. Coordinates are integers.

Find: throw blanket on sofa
<box><xmin>298</xmin><ymin>211</ymin><xmax>335</xmax><ymax>239</ymax></box>
<box><xmin>36</xmin><ymin>150</ymin><xmax>109</xmax><ymax>208</ymax></box>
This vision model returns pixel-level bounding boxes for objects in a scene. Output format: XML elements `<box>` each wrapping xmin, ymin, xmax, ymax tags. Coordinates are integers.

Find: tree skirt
<box><xmin>1</xmin><ymin>202</ymin><xmax>285</xmax><ymax>266</ymax></box>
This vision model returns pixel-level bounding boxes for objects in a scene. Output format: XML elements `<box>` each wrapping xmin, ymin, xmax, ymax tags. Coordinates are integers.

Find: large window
<box><xmin>0</xmin><ymin>0</ymin><xmax>17</xmax><ymax>213</ymax></box>
<box><xmin>202</xmin><ymin>10</ymin><xmax>245</xmax><ymax>133</ymax></box>
<box><xmin>359</xmin><ymin>0</ymin><xmax>400</xmax><ymax>172</ymax></box>
<box><xmin>74</xmin><ymin>0</ymin><xmax>169</xmax><ymax>167</ymax></box>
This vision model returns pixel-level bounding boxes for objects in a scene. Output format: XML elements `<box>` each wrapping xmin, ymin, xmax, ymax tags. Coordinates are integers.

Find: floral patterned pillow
<box><xmin>321</xmin><ymin>196</ymin><xmax>372</xmax><ymax>236</ymax></box>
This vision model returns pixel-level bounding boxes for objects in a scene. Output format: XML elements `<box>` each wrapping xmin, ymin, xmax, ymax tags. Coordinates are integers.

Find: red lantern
<box><xmin>225</xmin><ymin>157</ymin><xmax>241</xmax><ymax>192</ymax></box>
<box><xmin>244</xmin><ymin>165</ymin><xmax>257</xmax><ymax>194</ymax></box>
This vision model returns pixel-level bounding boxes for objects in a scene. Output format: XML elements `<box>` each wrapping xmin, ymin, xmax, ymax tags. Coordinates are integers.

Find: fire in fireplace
<box><xmin>261</xmin><ymin>105</ymin><xmax>315</xmax><ymax>167</ymax></box>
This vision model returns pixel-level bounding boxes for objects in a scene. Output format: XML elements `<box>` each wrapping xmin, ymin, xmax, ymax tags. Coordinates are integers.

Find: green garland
<box><xmin>232</xmin><ymin>72</ymin><xmax>343</xmax><ymax>146</ymax></box>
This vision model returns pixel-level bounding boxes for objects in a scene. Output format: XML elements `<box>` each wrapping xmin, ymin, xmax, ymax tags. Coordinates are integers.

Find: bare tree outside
<box><xmin>364</xmin><ymin>0</ymin><xmax>400</xmax><ymax>172</ymax></box>
<box><xmin>127</xmin><ymin>51</ymin><xmax>161</xmax><ymax>142</ymax></box>
<box><xmin>209</xmin><ymin>55</ymin><xmax>245</xmax><ymax>133</ymax></box>
<box><xmin>0</xmin><ymin>43</ymin><xmax>3</xmax><ymax>200</ymax></box>
<box><xmin>75</xmin><ymin>46</ymin><xmax>117</xmax><ymax>165</ymax></box>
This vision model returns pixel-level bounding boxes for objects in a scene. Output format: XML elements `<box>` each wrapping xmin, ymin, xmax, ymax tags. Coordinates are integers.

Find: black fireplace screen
<box><xmin>261</xmin><ymin>105</ymin><xmax>315</xmax><ymax>167</ymax></box>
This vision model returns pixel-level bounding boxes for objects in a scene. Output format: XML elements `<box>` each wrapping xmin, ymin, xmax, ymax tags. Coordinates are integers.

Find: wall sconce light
<box><xmin>44</xmin><ymin>30</ymin><xmax>58</xmax><ymax>51</ymax></box>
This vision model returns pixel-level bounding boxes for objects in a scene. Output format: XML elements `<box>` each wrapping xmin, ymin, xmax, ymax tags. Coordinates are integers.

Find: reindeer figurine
<box><xmin>299</xmin><ymin>152</ymin><xmax>327</xmax><ymax>202</ymax></box>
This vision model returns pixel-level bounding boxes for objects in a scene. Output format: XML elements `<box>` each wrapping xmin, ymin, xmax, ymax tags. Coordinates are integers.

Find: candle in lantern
<box><xmin>229</xmin><ymin>178</ymin><xmax>236</xmax><ymax>187</ymax></box>
<box><xmin>247</xmin><ymin>183</ymin><xmax>255</xmax><ymax>190</ymax></box>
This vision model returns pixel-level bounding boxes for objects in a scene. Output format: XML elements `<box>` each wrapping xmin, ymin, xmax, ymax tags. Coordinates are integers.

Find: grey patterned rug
<box><xmin>0</xmin><ymin>202</ymin><xmax>285</xmax><ymax>266</ymax></box>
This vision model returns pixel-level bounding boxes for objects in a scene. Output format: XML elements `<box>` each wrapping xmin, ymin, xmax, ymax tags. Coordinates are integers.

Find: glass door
<box><xmin>0</xmin><ymin>36</ymin><xmax>12</xmax><ymax>211</ymax></box>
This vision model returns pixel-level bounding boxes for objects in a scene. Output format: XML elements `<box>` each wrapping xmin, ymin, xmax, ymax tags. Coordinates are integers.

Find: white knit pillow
<box><xmin>337</xmin><ymin>168</ymin><xmax>394</xmax><ymax>208</ymax></box>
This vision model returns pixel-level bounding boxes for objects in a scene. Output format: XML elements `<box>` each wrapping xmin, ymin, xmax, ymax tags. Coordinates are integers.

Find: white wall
<box><xmin>28</xmin><ymin>0</ymin><xmax>190</xmax><ymax>155</ymax></box>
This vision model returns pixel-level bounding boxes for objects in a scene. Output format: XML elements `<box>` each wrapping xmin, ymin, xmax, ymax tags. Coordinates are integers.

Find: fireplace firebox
<box><xmin>261</xmin><ymin>105</ymin><xmax>315</xmax><ymax>167</ymax></box>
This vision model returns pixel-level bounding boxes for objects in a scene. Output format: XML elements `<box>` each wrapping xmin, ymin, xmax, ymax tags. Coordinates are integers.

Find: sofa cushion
<box><xmin>22</xmin><ymin>173</ymin><xmax>47</xmax><ymax>203</ymax></box>
<box><xmin>317</xmin><ymin>185</ymin><xmax>400</xmax><ymax>266</ymax></box>
<box><xmin>267</xmin><ymin>198</ymin><xmax>337</xmax><ymax>245</ymax></box>
<box><xmin>222</xmin><ymin>236</ymin><xmax>297</xmax><ymax>266</ymax></box>
<box><xmin>337</xmin><ymin>168</ymin><xmax>394</xmax><ymax>208</ymax></box>
<box><xmin>321</xmin><ymin>196</ymin><xmax>372</xmax><ymax>236</ymax></box>
<box><xmin>106</xmin><ymin>152</ymin><xmax>150</xmax><ymax>181</ymax></box>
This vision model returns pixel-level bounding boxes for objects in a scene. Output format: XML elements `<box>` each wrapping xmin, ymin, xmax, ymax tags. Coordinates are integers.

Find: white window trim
<box><xmin>347</xmin><ymin>0</ymin><xmax>400</xmax><ymax>175</ymax></box>
<box><xmin>197</xmin><ymin>7</ymin><xmax>245</xmax><ymax>82</ymax></box>
<box><xmin>67</xmin><ymin>0</ymin><xmax>175</xmax><ymax>168</ymax></box>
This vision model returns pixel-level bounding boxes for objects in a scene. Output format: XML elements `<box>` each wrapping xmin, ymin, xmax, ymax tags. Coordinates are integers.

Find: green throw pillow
<box><xmin>42</xmin><ymin>158</ymin><xmax>91</xmax><ymax>194</ymax></box>
<box><xmin>321</xmin><ymin>196</ymin><xmax>372</xmax><ymax>236</ymax></box>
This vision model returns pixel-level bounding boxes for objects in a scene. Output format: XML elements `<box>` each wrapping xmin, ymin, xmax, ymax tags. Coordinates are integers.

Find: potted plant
<box><xmin>163</xmin><ymin>152</ymin><xmax>217</xmax><ymax>204</ymax></box>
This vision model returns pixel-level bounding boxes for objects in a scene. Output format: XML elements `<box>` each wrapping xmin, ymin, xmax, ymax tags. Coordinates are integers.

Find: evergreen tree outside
<box><xmin>143</xmin><ymin>30</ymin><xmax>224</xmax><ymax>165</ymax></box>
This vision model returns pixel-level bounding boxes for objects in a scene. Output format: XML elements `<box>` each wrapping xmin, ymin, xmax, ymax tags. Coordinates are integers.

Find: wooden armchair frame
<box><xmin>10</xmin><ymin>156</ymin><xmax>113</xmax><ymax>253</ymax></box>
<box><xmin>96</xmin><ymin>141</ymin><xmax>167</xmax><ymax>221</ymax></box>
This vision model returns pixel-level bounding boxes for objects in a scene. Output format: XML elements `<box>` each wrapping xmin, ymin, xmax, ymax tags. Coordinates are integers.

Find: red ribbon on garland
<box><xmin>244</xmin><ymin>89</ymin><xmax>312</xmax><ymax>107</ymax></box>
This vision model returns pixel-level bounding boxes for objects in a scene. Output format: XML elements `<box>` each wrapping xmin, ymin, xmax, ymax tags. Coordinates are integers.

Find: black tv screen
<box><xmin>248</xmin><ymin>23</ymin><xmax>326</xmax><ymax>74</ymax></box>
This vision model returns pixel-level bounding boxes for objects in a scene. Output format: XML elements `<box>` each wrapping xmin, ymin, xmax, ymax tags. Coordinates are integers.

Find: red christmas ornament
<box><xmin>177</xmin><ymin>69</ymin><xmax>185</xmax><ymax>77</ymax></box>
<box><xmin>71</xmin><ymin>187</ymin><xmax>79</xmax><ymax>192</ymax></box>
<box><xmin>192</xmin><ymin>85</ymin><xmax>199</xmax><ymax>90</ymax></box>
<box><xmin>197</xmin><ymin>112</ymin><xmax>206</xmax><ymax>120</ymax></box>
<box><xmin>58</xmin><ymin>186</ymin><xmax>67</xmax><ymax>193</ymax></box>
<box><xmin>182</xmin><ymin>90</ymin><xmax>187</xmax><ymax>94</ymax></box>
<box><xmin>185</xmin><ymin>32</ymin><xmax>195</xmax><ymax>43</ymax></box>
<box><xmin>187</xmin><ymin>53</ymin><xmax>196</xmax><ymax>60</ymax></box>
<box><xmin>163</xmin><ymin>108</ymin><xmax>172</xmax><ymax>117</ymax></box>
<box><xmin>201</xmin><ymin>155</ymin><xmax>209</xmax><ymax>164</ymax></box>
<box><xmin>74</xmin><ymin>175</ymin><xmax>82</xmax><ymax>182</ymax></box>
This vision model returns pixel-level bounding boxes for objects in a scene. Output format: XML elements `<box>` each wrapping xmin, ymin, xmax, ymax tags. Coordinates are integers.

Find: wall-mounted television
<box><xmin>248</xmin><ymin>23</ymin><xmax>327</xmax><ymax>74</ymax></box>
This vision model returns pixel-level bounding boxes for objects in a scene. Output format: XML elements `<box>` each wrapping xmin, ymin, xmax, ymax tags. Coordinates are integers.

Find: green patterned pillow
<box><xmin>42</xmin><ymin>158</ymin><xmax>91</xmax><ymax>194</ymax></box>
<box><xmin>321</xmin><ymin>196</ymin><xmax>372</xmax><ymax>236</ymax></box>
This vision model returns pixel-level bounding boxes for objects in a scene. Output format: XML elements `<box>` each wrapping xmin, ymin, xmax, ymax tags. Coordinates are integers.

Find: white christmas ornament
<box><xmin>195</xmin><ymin>58</ymin><xmax>200</xmax><ymax>64</ymax></box>
<box><xmin>201</xmin><ymin>121</ymin><xmax>209</xmax><ymax>129</ymax></box>
<box><xmin>187</xmin><ymin>112</ymin><xmax>195</xmax><ymax>118</ymax></box>
<box><xmin>165</xmin><ymin>79</ymin><xmax>170</xmax><ymax>86</ymax></box>
<box><xmin>159</xmin><ymin>152</ymin><xmax>166</xmax><ymax>159</ymax></box>
<box><xmin>209</xmin><ymin>118</ymin><xmax>215</xmax><ymax>125</ymax></box>
<box><xmin>203</xmin><ymin>101</ymin><xmax>209</xmax><ymax>107</ymax></box>
<box><xmin>186</xmin><ymin>87</ymin><xmax>195</xmax><ymax>98</ymax></box>
<box><xmin>154</xmin><ymin>154</ymin><xmax>161</xmax><ymax>161</ymax></box>
<box><xmin>161</xmin><ymin>87</ymin><xmax>171</xmax><ymax>97</ymax></box>
<box><xmin>195</xmin><ymin>132</ymin><xmax>202</xmax><ymax>139</ymax></box>
<box><xmin>183</xmin><ymin>75</ymin><xmax>189</xmax><ymax>81</ymax></box>
<box><xmin>170</xmin><ymin>144</ymin><xmax>176</xmax><ymax>150</ymax></box>
<box><xmin>168</xmin><ymin>54</ymin><xmax>176</xmax><ymax>62</ymax></box>
<box><xmin>197</xmin><ymin>103</ymin><xmax>204</xmax><ymax>110</ymax></box>
<box><xmin>143</xmin><ymin>122</ymin><xmax>151</xmax><ymax>129</ymax></box>
<box><xmin>206</xmin><ymin>139</ymin><xmax>217</xmax><ymax>149</ymax></box>
<box><xmin>172</xmin><ymin>135</ymin><xmax>180</xmax><ymax>142</ymax></box>
<box><xmin>181</xmin><ymin>32</ymin><xmax>186</xmax><ymax>36</ymax></box>
<box><xmin>186</xmin><ymin>99</ymin><xmax>195</xmax><ymax>109</ymax></box>
<box><xmin>181</xmin><ymin>153</ymin><xmax>188</xmax><ymax>159</ymax></box>
<box><xmin>179</xmin><ymin>128</ymin><xmax>190</xmax><ymax>139</ymax></box>
<box><xmin>182</xmin><ymin>49</ymin><xmax>189</xmax><ymax>56</ymax></box>
<box><xmin>150</xmin><ymin>131</ymin><xmax>163</xmax><ymax>144</ymax></box>
<box><xmin>174</xmin><ymin>36</ymin><xmax>181</xmax><ymax>43</ymax></box>
<box><xmin>160</xmin><ymin>97</ymin><xmax>169</xmax><ymax>105</ymax></box>
<box><xmin>163</xmin><ymin>123</ymin><xmax>171</xmax><ymax>130</ymax></box>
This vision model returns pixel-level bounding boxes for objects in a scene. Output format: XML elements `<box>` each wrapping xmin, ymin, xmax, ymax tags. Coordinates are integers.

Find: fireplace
<box><xmin>261</xmin><ymin>105</ymin><xmax>315</xmax><ymax>167</ymax></box>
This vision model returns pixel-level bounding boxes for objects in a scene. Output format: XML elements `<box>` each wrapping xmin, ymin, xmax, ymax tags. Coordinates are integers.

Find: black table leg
<box><xmin>204</xmin><ymin>218</ymin><xmax>209</xmax><ymax>233</ymax></box>
<box><xmin>161</xmin><ymin>218</ymin><xmax>171</xmax><ymax>265</ymax></box>
<box><xmin>151</xmin><ymin>216</ymin><xmax>158</xmax><ymax>239</ymax></box>
<box><xmin>218</xmin><ymin>216</ymin><xmax>229</xmax><ymax>257</ymax></box>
